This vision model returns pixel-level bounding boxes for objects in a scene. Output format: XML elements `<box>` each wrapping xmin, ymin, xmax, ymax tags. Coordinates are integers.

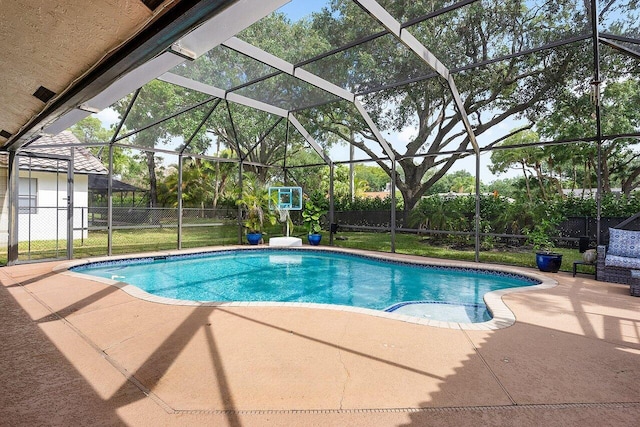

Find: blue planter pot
<box><xmin>307</xmin><ymin>233</ymin><xmax>322</xmax><ymax>246</ymax></box>
<box><xmin>536</xmin><ymin>252</ymin><xmax>563</xmax><ymax>273</ymax></box>
<box><xmin>246</xmin><ymin>232</ymin><xmax>262</xmax><ymax>245</ymax></box>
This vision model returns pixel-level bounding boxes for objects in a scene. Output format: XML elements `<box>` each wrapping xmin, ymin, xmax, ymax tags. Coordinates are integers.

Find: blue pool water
<box><xmin>72</xmin><ymin>249</ymin><xmax>539</xmax><ymax>323</ymax></box>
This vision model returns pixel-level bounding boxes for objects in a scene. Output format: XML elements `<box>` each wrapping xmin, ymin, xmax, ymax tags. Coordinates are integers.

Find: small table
<box><xmin>630</xmin><ymin>270</ymin><xmax>640</xmax><ymax>297</ymax></box>
<box><xmin>572</xmin><ymin>261</ymin><xmax>596</xmax><ymax>277</ymax></box>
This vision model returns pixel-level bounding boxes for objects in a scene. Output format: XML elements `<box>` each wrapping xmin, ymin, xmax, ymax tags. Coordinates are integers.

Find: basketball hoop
<box><xmin>269</xmin><ymin>186</ymin><xmax>303</xmax><ymax>238</ymax></box>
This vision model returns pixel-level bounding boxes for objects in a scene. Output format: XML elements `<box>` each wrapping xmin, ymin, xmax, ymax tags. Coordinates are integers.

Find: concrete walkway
<box><xmin>1</xmin><ymin>250</ymin><xmax>639</xmax><ymax>426</ymax></box>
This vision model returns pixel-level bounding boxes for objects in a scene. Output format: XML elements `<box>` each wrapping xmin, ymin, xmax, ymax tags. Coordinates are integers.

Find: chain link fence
<box><xmin>558</xmin><ymin>217</ymin><xmax>640</xmax><ymax>243</ymax></box>
<box><xmin>14</xmin><ymin>203</ymin><xmax>639</xmax><ymax>264</ymax></box>
<box><xmin>62</xmin><ymin>207</ymin><xmax>240</xmax><ymax>257</ymax></box>
<box><xmin>333</xmin><ymin>210</ymin><xmax>640</xmax><ymax>250</ymax></box>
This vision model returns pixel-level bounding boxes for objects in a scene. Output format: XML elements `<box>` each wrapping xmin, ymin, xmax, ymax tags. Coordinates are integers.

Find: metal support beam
<box><xmin>241</xmin><ymin>117</ymin><xmax>284</xmax><ymax>162</ymax></box>
<box><xmin>356</xmin><ymin>34</ymin><xmax>592</xmax><ymax>96</ymax></box>
<box><xmin>159</xmin><ymin>73</ymin><xmax>289</xmax><ymax>118</ymax></box>
<box><xmin>390</xmin><ymin>159</ymin><xmax>397</xmax><ymax>253</ymax></box>
<box><xmin>447</xmin><ymin>77</ymin><xmax>479</xmax><ymax>153</ymax></box>
<box><xmin>349</xmin><ymin>131</ymin><xmax>355</xmax><ymax>202</ymax></box>
<box><xmin>591</xmin><ymin>0</ymin><xmax>603</xmax><ymax>245</ymax></box>
<box><xmin>162</xmin><ymin>43</ymin><xmax>394</xmax><ymax>166</ymax></box>
<box><xmin>227</xmin><ymin>92</ymin><xmax>289</xmax><ymax>118</ymax></box>
<box><xmin>177</xmin><ymin>154</ymin><xmax>183</xmax><ymax>249</ymax></box>
<box><xmin>67</xmin><ymin>148</ymin><xmax>75</xmax><ymax>260</ymax></box>
<box><xmin>599</xmin><ymin>37</ymin><xmax>640</xmax><ymax>60</ymax></box>
<box><xmin>222</xmin><ymin>37</ymin><xmax>355</xmax><ymax>102</ymax></box>
<box><xmin>113</xmin><ymin>96</ymin><xmax>216</xmax><ymax>143</ymax></box>
<box><xmin>177</xmin><ymin>0</ymin><xmax>290</xmax><ymax>58</ymax></box>
<box><xmin>599</xmin><ymin>32</ymin><xmax>640</xmax><ymax>45</ymax></box>
<box><xmin>288</xmin><ymin>114</ymin><xmax>332</xmax><ymax>165</ymax></box>
<box><xmin>329</xmin><ymin>162</ymin><xmax>335</xmax><ymax>246</ymax></box>
<box><xmin>43</xmin><ymin>53</ymin><xmax>186</xmax><ymax>136</ymax></box>
<box><xmin>283</xmin><ymin>120</ymin><xmax>289</xmax><ymax>183</ymax></box>
<box><xmin>180</xmin><ymin>99</ymin><xmax>222</xmax><ymax>154</ymax></box>
<box><xmin>111</xmin><ymin>88</ymin><xmax>140</xmax><ymax>144</ymax></box>
<box><xmin>225</xmin><ymin>100</ymin><xmax>243</xmax><ymax>157</ymax></box>
<box><xmin>107</xmin><ymin>145</ymin><xmax>114</xmax><ymax>256</ymax></box>
<box><xmin>7</xmin><ymin>151</ymin><xmax>19</xmax><ymax>265</ymax></box>
<box><xmin>238</xmin><ymin>161</ymin><xmax>244</xmax><ymax>244</ymax></box>
<box><xmin>353</xmin><ymin>100</ymin><xmax>396</xmax><ymax>161</ymax></box>
<box><xmin>354</xmin><ymin>0</ymin><xmax>479</xmax><ymax>154</ymax></box>
<box><xmin>474</xmin><ymin>152</ymin><xmax>481</xmax><ymax>262</ymax></box>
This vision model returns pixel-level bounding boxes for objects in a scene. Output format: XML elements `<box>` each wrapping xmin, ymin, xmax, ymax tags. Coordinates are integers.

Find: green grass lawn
<box><xmin>332</xmin><ymin>231</ymin><xmax>587</xmax><ymax>273</ymax></box>
<box><xmin>2</xmin><ymin>226</ymin><xmax>591</xmax><ymax>274</ymax></box>
<box><xmin>7</xmin><ymin>223</ymin><xmax>241</xmax><ymax>263</ymax></box>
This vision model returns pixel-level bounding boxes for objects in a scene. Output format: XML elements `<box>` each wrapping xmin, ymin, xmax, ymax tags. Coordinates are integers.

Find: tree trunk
<box><xmin>213</xmin><ymin>174</ymin><xmax>228</xmax><ymax>211</ymax></box>
<box><xmin>555</xmin><ymin>170</ymin><xmax>564</xmax><ymax>198</ymax></box>
<box><xmin>622</xmin><ymin>167</ymin><xmax>640</xmax><ymax>196</ymax></box>
<box><xmin>582</xmin><ymin>157</ymin><xmax>593</xmax><ymax>194</ymax></box>
<box><xmin>534</xmin><ymin>162</ymin><xmax>547</xmax><ymax>200</ymax></box>
<box><xmin>521</xmin><ymin>161</ymin><xmax>532</xmax><ymax>202</ymax></box>
<box><xmin>400</xmin><ymin>189</ymin><xmax>422</xmax><ymax>227</ymax></box>
<box><xmin>145</xmin><ymin>151</ymin><xmax>157</xmax><ymax>208</ymax></box>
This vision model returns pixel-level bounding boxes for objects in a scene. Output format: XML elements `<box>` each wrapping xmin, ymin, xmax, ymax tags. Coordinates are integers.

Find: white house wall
<box><xmin>17</xmin><ymin>170</ymin><xmax>89</xmax><ymax>243</ymax></box>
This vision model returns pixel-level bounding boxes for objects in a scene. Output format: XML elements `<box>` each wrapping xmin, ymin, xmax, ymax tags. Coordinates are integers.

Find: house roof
<box><xmin>562</xmin><ymin>188</ymin><xmax>624</xmax><ymax>197</ymax></box>
<box><xmin>15</xmin><ymin>131</ymin><xmax>107</xmax><ymax>174</ymax></box>
<box><xmin>89</xmin><ymin>174</ymin><xmax>144</xmax><ymax>194</ymax></box>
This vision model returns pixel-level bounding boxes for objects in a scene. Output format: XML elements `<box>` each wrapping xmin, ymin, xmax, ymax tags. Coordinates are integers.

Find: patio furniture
<box><xmin>630</xmin><ymin>271</ymin><xmax>640</xmax><ymax>297</ymax></box>
<box><xmin>596</xmin><ymin>228</ymin><xmax>640</xmax><ymax>285</ymax></box>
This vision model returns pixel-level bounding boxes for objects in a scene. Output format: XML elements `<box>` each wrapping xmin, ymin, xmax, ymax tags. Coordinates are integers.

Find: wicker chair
<box><xmin>596</xmin><ymin>228</ymin><xmax>640</xmax><ymax>284</ymax></box>
<box><xmin>596</xmin><ymin>245</ymin><xmax>632</xmax><ymax>284</ymax></box>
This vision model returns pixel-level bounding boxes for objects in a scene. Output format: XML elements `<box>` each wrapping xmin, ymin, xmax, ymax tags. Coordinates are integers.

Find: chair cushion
<box><xmin>608</xmin><ymin>228</ymin><xmax>640</xmax><ymax>258</ymax></box>
<box><xmin>605</xmin><ymin>254</ymin><xmax>640</xmax><ymax>269</ymax></box>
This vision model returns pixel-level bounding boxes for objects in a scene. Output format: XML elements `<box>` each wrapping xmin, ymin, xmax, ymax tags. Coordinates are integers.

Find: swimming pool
<box><xmin>70</xmin><ymin>248</ymin><xmax>542</xmax><ymax>324</ymax></box>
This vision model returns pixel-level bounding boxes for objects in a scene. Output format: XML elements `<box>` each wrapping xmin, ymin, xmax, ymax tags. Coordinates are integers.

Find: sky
<box><xmin>278</xmin><ymin>0</ymin><xmax>328</xmax><ymax>22</ymax></box>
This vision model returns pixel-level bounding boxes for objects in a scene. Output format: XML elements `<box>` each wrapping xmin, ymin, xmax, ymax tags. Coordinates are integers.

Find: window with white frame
<box><xmin>18</xmin><ymin>177</ymin><xmax>37</xmax><ymax>214</ymax></box>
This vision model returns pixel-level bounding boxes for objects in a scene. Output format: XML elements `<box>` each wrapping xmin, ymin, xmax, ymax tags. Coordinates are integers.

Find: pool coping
<box><xmin>55</xmin><ymin>245</ymin><xmax>557</xmax><ymax>331</ymax></box>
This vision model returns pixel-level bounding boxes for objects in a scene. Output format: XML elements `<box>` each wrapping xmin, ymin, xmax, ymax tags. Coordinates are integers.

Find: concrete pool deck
<box><xmin>1</xmin><ymin>248</ymin><xmax>639</xmax><ymax>426</ymax></box>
